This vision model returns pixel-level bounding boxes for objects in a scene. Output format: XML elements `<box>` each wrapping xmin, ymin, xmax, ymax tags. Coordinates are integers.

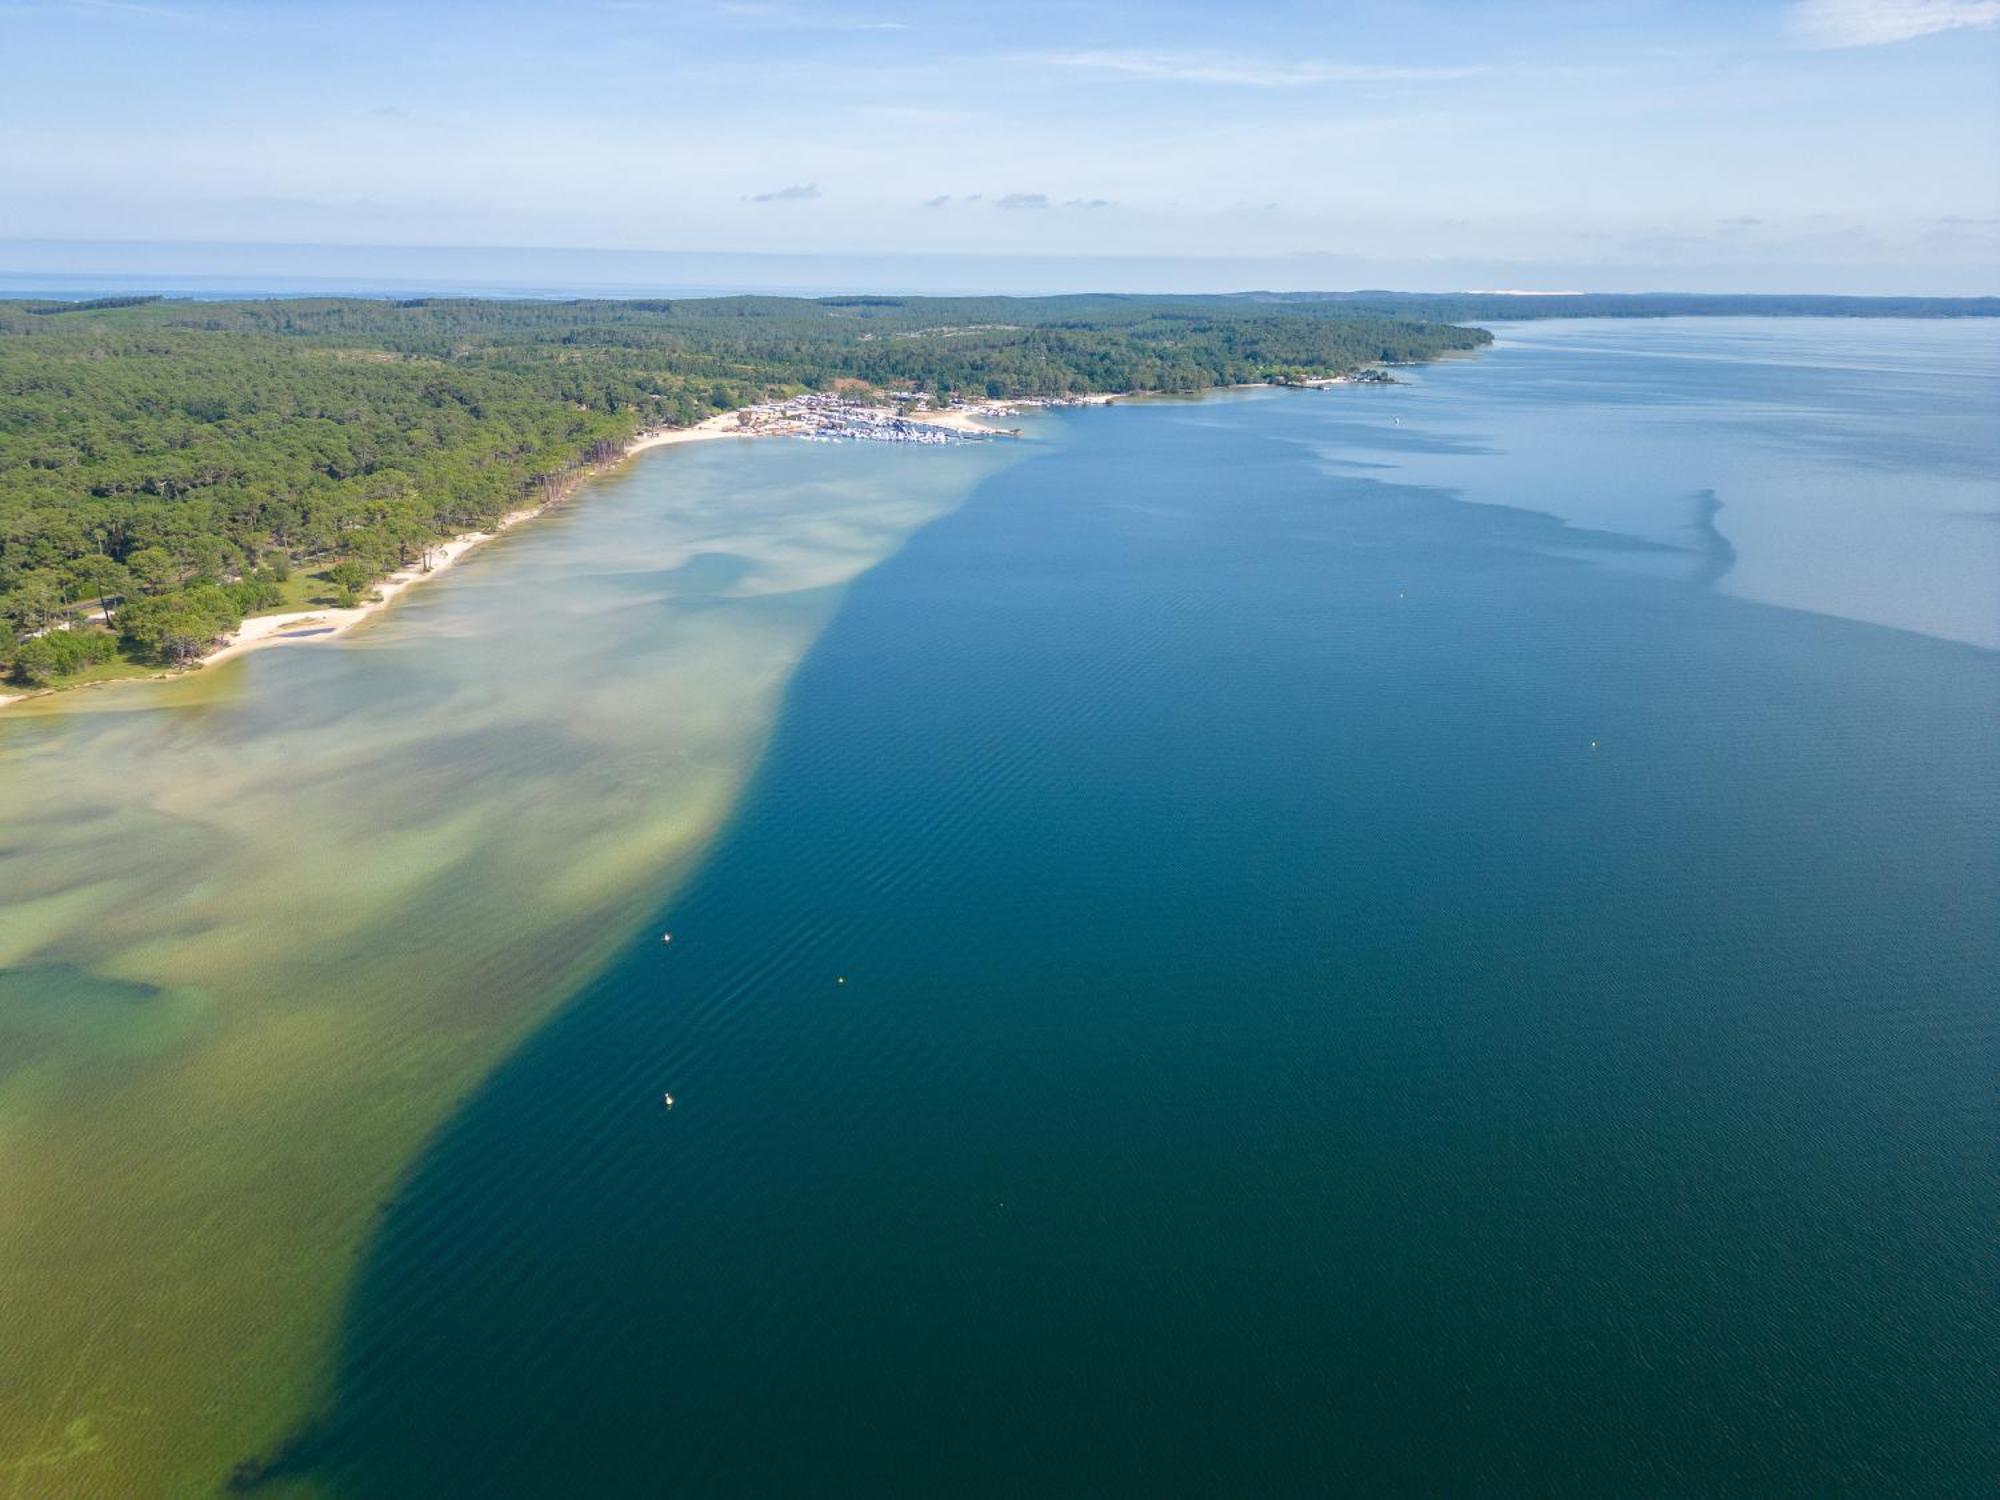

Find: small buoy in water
<box><xmin>661</xmin><ymin>932</ymin><xmax>673</xmax><ymax>944</ymax></box>
<box><xmin>837</xmin><ymin>976</ymin><xmax>846</xmax><ymax>985</ymax></box>
<box><xmin>663</xmin><ymin>1092</ymin><xmax>675</xmax><ymax>1109</ymax></box>
<box><xmin>1590</xmin><ymin>740</ymin><xmax>1599</xmax><ymax>750</ymax></box>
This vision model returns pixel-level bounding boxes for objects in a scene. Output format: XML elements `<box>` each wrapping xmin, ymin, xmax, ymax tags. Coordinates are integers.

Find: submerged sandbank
<box><xmin>0</xmin><ymin>429</ymin><xmax>1027</xmax><ymax>1496</ymax></box>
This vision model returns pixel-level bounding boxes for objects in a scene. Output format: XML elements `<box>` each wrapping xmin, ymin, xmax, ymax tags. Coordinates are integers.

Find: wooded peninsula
<box><xmin>8</xmin><ymin>287</ymin><xmax>1989</xmax><ymax>693</ymax></box>
<box><xmin>0</xmin><ymin>293</ymin><xmax>1498</xmax><ymax>690</ymax></box>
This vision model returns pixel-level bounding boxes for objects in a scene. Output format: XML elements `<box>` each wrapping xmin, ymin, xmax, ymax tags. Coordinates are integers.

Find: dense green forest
<box><xmin>0</xmin><ymin>294</ymin><xmax>1489</xmax><ymax>686</ymax></box>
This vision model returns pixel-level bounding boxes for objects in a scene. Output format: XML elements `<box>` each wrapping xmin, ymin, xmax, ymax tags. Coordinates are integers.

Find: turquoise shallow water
<box><xmin>293</xmin><ymin>322</ymin><xmax>1994</xmax><ymax>1495</ymax></box>
<box><xmin>0</xmin><ymin>433</ymin><xmax>1015</xmax><ymax>1493</ymax></box>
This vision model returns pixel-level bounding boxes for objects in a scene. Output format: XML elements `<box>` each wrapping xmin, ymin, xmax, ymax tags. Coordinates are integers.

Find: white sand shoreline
<box><xmin>0</xmin><ymin>394</ymin><xmax>1116</xmax><ymax>711</ymax></box>
<box><xmin>197</xmin><ymin>412</ymin><xmax>758</xmax><ymax>670</ymax></box>
<box><xmin>0</xmin><ymin>414</ymin><xmax>752</xmax><ymax>710</ymax></box>
<box><xmin>183</xmin><ymin>415</ymin><xmax>763</xmax><ymax>662</ymax></box>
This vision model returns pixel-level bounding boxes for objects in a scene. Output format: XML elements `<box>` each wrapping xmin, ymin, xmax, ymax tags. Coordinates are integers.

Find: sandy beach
<box><xmin>622</xmin><ymin>410</ymin><xmax>758</xmax><ymax>455</ymax></box>
<box><xmin>914</xmin><ymin>407</ymin><xmax>1014</xmax><ymax>434</ymax></box>
<box><xmin>919</xmin><ymin>392</ymin><xmax>1119</xmax><ymax>434</ymax></box>
<box><xmin>193</xmin><ymin>414</ymin><xmax>754</xmax><ymax>671</ymax></box>
<box><xmin>0</xmin><ymin>395</ymin><xmax>1103</xmax><ymax>711</ymax></box>
<box><xmin>0</xmin><ymin>414</ymin><xmax>751</xmax><ymax>709</ymax></box>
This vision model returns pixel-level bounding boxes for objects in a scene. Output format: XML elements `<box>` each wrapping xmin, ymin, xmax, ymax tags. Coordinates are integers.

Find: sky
<box><xmin>0</xmin><ymin>0</ymin><xmax>1996</xmax><ymax>294</ymax></box>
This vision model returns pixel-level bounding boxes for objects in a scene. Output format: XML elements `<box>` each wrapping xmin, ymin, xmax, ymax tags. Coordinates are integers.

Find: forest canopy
<box><xmin>0</xmin><ymin>293</ymin><xmax>1491</xmax><ymax>682</ymax></box>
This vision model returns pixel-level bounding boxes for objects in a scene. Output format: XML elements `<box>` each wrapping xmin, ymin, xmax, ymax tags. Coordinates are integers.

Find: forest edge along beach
<box><xmin>8</xmin><ymin>289</ymin><xmax>1991</xmax><ymax>708</ymax></box>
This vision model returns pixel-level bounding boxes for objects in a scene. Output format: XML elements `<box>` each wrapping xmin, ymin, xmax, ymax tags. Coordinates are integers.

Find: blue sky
<box><xmin>1</xmin><ymin>0</ymin><xmax>1996</xmax><ymax>292</ymax></box>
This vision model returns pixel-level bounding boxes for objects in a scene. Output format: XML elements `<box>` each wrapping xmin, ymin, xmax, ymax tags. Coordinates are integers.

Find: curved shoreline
<box><xmin>0</xmin><ymin>415</ymin><xmax>749</xmax><ymax>712</ymax></box>
<box><xmin>199</xmin><ymin>419</ymin><xmax>754</xmax><ymax>670</ymax></box>
<box><xmin>0</xmin><ymin>393</ymin><xmax>1122</xmax><ymax>712</ymax></box>
<box><xmin>0</xmin><ymin>425</ymin><xmax>1027</xmax><ymax>1496</ymax></box>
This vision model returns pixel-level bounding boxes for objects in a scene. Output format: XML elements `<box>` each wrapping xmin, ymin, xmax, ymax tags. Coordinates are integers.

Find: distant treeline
<box><xmin>24</xmin><ymin>294</ymin><xmax>166</xmax><ymax>316</ymax></box>
<box><xmin>0</xmin><ymin>293</ymin><xmax>1489</xmax><ymax>681</ymax></box>
<box><xmin>1233</xmin><ymin>291</ymin><xmax>2000</xmax><ymax>320</ymax></box>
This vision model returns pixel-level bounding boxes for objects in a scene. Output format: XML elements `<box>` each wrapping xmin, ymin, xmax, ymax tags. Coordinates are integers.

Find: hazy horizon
<box><xmin>2</xmin><ymin>238</ymin><xmax>1995</xmax><ymax>301</ymax></box>
<box><xmin>3</xmin><ymin>0</ymin><xmax>1996</xmax><ymax>297</ymax></box>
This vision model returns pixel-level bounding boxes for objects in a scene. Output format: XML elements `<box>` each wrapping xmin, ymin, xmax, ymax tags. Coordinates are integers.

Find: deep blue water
<box><xmin>291</xmin><ymin>326</ymin><xmax>1995</xmax><ymax>1496</ymax></box>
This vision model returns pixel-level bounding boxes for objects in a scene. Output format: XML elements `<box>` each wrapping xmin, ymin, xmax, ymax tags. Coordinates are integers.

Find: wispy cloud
<box><xmin>1921</xmin><ymin>214</ymin><xmax>2000</xmax><ymax>248</ymax></box>
<box><xmin>987</xmin><ymin>193</ymin><xmax>1112</xmax><ymax>212</ymax></box>
<box><xmin>16</xmin><ymin>0</ymin><xmax>202</xmax><ymax>21</ymax></box>
<box><xmin>860</xmin><ymin>106</ymin><xmax>978</xmax><ymax>127</ymax></box>
<box><xmin>1789</xmin><ymin>0</ymin><xmax>2000</xmax><ymax>46</ymax></box>
<box><xmin>748</xmin><ymin>182</ymin><xmax>821</xmax><ymax>203</ymax></box>
<box><xmin>702</xmin><ymin>0</ymin><xmax>908</xmax><ymax>30</ymax></box>
<box><xmin>1018</xmin><ymin>49</ymin><xmax>1477</xmax><ymax>87</ymax></box>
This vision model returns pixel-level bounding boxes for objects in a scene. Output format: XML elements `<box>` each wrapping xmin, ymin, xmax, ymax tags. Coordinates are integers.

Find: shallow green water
<box><xmin>278</xmin><ymin>321</ymin><xmax>1995</xmax><ymax>1494</ymax></box>
<box><xmin>0</xmin><ymin>435</ymin><xmax>1014</xmax><ymax>1496</ymax></box>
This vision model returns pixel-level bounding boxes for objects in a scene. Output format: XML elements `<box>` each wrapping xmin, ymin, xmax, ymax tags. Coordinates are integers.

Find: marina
<box><xmin>716</xmin><ymin>390</ymin><xmax>1103</xmax><ymax>443</ymax></box>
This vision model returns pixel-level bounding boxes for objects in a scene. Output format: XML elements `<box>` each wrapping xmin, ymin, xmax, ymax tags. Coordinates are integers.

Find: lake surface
<box><xmin>2</xmin><ymin>319</ymin><xmax>1994</xmax><ymax>1496</ymax></box>
<box><xmin>270</xmin><ymin>320</ymin><xmax>1992</xmax><ymax>1495</ymax></box>
<box><xmin>0</xmin><ymin>436</ymin><xmax>1015</xmax><ymax>1496</ymax></box>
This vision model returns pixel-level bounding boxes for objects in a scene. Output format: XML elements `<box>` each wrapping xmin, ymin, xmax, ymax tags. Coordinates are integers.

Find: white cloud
<box><xmin>13</xmin><ymin>0</ymin><xmax>202</xmax><ymax>21</ymax></box>
<box><xmin>602</xmin><ymin>0</ymin><xmax>906</xmax><ymax>26</ymax></box>
<box><xmin>1790</xmin><ymin>0</ymin><xmax>2000</xmax><ymax>46</ymax></box>
<box><xmin>1018</xmin><ymin>50</ymin><xmax>1476</xmax><ymax>88</ymax></box>
<box><xmin>709</xmin><ymin>1</ymin><xmax>908</xmax><ymax>29</ymax></box>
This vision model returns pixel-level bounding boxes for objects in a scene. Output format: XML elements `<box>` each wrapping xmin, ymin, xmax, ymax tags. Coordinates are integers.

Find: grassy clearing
<box><xmin>247</xmin><ymin>567</ymin><xmax>348</xmax><ymax>616</ymax></box>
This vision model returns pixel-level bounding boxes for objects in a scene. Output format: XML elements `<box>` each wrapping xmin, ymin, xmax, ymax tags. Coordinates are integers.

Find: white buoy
<box><xmin>661</xmin><ymin>932</ymin><xmax>673</xmax><ymax>944</ymax></box>
<box><xmin>662</xmin><ymin>1092</ymin><xmax>675</xmax><ymax>1109</ymax></box>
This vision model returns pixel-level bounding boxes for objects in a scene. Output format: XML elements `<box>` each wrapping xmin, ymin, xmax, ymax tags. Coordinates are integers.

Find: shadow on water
<box><xmin>1687</xmin><ymin>489</ymin><xmax>1740</xmax><ymax>589</ymax></box>
<box><xmin>268</xmin><ymin>396</ymin><xmax>1996</xmax><ymax>1497</ymax></box>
